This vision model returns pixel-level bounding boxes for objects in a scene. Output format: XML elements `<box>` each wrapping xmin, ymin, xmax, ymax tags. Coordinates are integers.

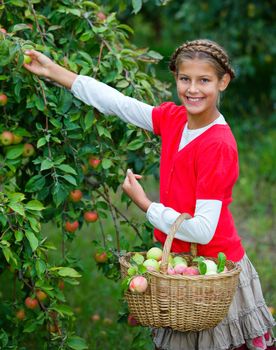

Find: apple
<box><xmin>0</xmin><ymin>28</ymin><xmax>7</xmax><ymax>34</ymax></box>
<box><xmin>64</xmin><ymin>220</ymin><xmax>79</xmax><ymax>233</ymax></box>
<box><xmin>22</xmin><ymin>143</ymin><xmax>35</xmax><ymax>157</ymax></box>
<box><xmin>36</xmin><ymin>289</ymin><xmax>47</xmax><ymax>301</ymax></box>
<box><xmin>58</xmin><ymin>280</ymin><xmax>65</xmax><ymax>290</ymax></box>
<box><xmin>204</xmin><ymin>260</ymin><xmax>218</xmax><ymax>275</ymax></box>
<box><xmin>173</xmin><ymin>256</ymin><xmax>187</xmax><ymax>266</ymax></box>
<box><xmin>0</xmin><ymin>93</ymin><xmax>8</xmax><ymax>106</ymax></box>
<box><xmin>127</xmin><ymin>314</ymin><xmax>139</xmax><ymax>327</ymax></box>
<box><xmin>167</xmin><ymin>266</ymin><xmax>176</xmax><ymax>275</ymax></box>
<box><xmin>146</xmin><ymin>247</ymin><xmax>163</xmax><ymax>261</ymax></box>
<box><xmin>132</xmin><ymin>252</ymin><xmax>144</xmax><ymax>265</ymax></box>
<box><xmin>69</xmin><ymin>189</ymin><xmax>83</xmax><ymax>202</ymax></box>
<box><xmin>174</xmin><ymin>263</ymin><xmax>188</xmax><ymax>274</ymax></box>
<box><xmin>183</xmin><ymin>266</ymin><xmax>200</xmax><ymax>275</ymax></box>
<box><xmin>94</xmin><ymin>251</ymin><xmax>108</xmax><ymax>263</ymax></box>
<box><xmin>129</xmin><ymin>275</ymin><xmax>148</xmax><ymax>293</ymax></box>
<box><xmin>91</xmin><ymin>313</ymin><xmax>100</xmax><ymax>321</ymax></box>
<box><xmin>89</xmin><ymin>157</ymin><xmax>101</xmax><ymax>169</ymax></box>
<box><xmin>23</xmin><ymin>54</ymin><xmax>32</xmax><ymax>64</ymax></box>
<box><xmin>96</xmin><ymin>11</ymin><xmax>107</xmax><ymax>21</ymax></box>
<box><xmin>143</xmin><ymin>258</ymin><xmax>160</xmax><ymax>272</ymax></box>
<box><xmin>84</xmin><ymin>211</ymin><xmax>98</xmax><ymax>223</ymax></box>
<box><xmin>25</xmin><ymin>297</ymin><xmax>38</xmax><ymax>309</ymax></box>
<box><xmin>12</xmin><ymin>134</ymin><xmax>23</xmax><ymax>144</ymax></box>
<box><xmin>16</xmin><ymin>309</ymin><xmax>26</xmax><ymax>320</ymax></box>
<box><xmin>1</xmin><ymin>131</ymin><xmax>14</xmax><ymax>145</ymax></box>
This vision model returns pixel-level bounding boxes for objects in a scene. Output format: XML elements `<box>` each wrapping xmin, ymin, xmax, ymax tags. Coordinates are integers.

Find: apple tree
<box><xmin>0</xmin><ymin>1</ymin><xmax>170</xmax><ymax>349</ymax></box>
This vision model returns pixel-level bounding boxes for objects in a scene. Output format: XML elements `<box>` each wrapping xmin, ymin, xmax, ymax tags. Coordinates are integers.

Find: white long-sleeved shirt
<box><xmin>71</xmin><ymin>75</ymin><xmax>227</xmax><ymax>244</ymax></box>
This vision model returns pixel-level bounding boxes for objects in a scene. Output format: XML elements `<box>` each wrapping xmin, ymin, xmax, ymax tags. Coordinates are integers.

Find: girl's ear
<box><xmin>219</xmin><ymin>73</ymin><xmax>231</xmax><ymax>91</ymax></box>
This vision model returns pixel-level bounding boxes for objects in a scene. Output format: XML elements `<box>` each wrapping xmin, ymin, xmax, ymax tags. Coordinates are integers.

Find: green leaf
<box><xmin>12</xmin><ymin>23</ymin><xmax>31</xmax><ymax>32</ymax></box>
<box><xmin>127</xmin><ymin>139</ymin><xmax>144</xmax><ymax>150</ymax></box>
<box><xmin>35</xmin><ymin>259</ymin><xmax>46</xmax><ymax>276</ymax></box>
<box><xmin>84</xmin><ymin>110</ymin><xmax>94</xmax><ymax>131</ymax></box>
<box><xmin>15</xmin><ymin>230</ymin><xmax>24</xmax><ymax>242</ymax></box>
<box><xmin>96</xmin><ymin>125</ymin><xmax>111</xmax><ymax>139</ymax></box>
<box><xmin>8</xmin><ymin>203</ymin><xmax>25</xmax><ymax>216</ymax></box>
<box><xmin>37</xmin><ymin>137</ymin><xmax>47</xmax><ymax>148</ymax></box>
<box><xmin>56</xmin><ymin>164</ymin><xmax>77</xmax><ymax>175</ymax></box>
<box><xmin>6</xmin><ymin>145</ymin><xmax>24</xmax><ymax>159</ymax></box>
<box><xmin>51</xmin><ymin>304</ymin><xmax>74</xmax><ymax>317</ymax></box>
<box><xmin>25</xmin><ymin>230</ymin><xmax>39</xmax><ymax>251</ymax></box>
<box><xmin>102</xmin><ymin>159</ymin><xmax>113</xmax><ymax>169</ymax></box>
<box><xmin>52</xmin><ymin>183</ymin><xmax>68</xmax><ymax>207</ymax></box>
<box><xmin>25</xmin><ymin>175</ymin><xmax>46</xmax><ymax>192</ymax></box>
<box><xmin>2</xmin><ymin>246</ymin><xmax>12</xmax><ymax>263</ymax></box>
<box><xmin>116</xmin><ymin>80</ymin><xmax>129</xmax><ymax>88</ymax></box>
<box><xmin>132</xmin><ymin>0</ymin><xmax>142</xmax><ymax>14</ymax></box>
<box><xmin>7</xmin><ymin>192</ymin><xmax>25</xmax><ymax>203</ymax></box>
<box><xmin>25</xmin><ymin>200</ymin><xmax>45</xmax><ymax>211</ymax></box>
<box><xmin>58</xmin><ymin>267</ymin><xmax>81</xmax><ymax>278</ymax></box>
<box><xmin>41</xmin><ymin>159</ymin><xmax>54</xmax><ymax>171</ymax></box>
<box><xmin>198</xmin><ymin>261</ymin><xmax>207</xmax><ymax>275</ymax></box>
<box><xmin>217</xmin><ymin>252</ymin><xmax>227</xmax><ymax>273</ymax></box>
<box><xmin>62</xmin><ymin>174</ymin><xmax>77</xmax><ymax>186</ymax></box>
<box><xmin>67</xmin><ymin>336</ymin><xmax>88</xmax><ymax>350</ymax></box>
<box><xmin>147</xmin><ymin>50</ymin><xmax>163</xmax><ymax>60</ymax></box>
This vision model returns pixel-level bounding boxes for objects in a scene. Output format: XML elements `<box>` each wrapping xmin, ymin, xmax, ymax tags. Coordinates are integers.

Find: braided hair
<box><xmin>169</xmin><ymin>39</ymin><xmax>235</xmax><ymax>80</ymax></box>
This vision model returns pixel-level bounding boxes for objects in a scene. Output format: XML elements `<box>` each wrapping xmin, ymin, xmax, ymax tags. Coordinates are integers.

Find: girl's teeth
<box><xmin>188</xmin><ymin>97</ymin><xmax>201</xmax><ymax>102</ymax></box>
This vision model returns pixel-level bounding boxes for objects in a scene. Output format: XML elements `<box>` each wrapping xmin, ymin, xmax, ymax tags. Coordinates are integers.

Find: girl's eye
<box><xmin>201</xmin><ymin>78</ymin><xmax>210</xmax><ymax>83</ymax></box>
<box><xmin>179</xmin><ymin>76</ymin><xmax>189</xmax><ymax>82</ymax></box>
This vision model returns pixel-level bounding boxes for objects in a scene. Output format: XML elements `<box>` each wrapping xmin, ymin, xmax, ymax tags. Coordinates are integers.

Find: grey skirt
<box><xmin>152</xmin><ymin>254</ymin><xmax>275</xmax><ymax>350</ymax></box>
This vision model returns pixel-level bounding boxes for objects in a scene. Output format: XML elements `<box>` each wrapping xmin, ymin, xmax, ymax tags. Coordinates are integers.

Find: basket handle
<box><xmin>160</xmin><ymin>213</ymin><xmax>196</xmax><ymax>273</ymax></box>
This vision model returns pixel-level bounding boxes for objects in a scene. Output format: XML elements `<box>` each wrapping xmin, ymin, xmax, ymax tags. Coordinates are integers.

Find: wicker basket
<box><xmin>119</xmin><ymin>213</ymin><xmax>242</xmax><ymax>332</ymax></box>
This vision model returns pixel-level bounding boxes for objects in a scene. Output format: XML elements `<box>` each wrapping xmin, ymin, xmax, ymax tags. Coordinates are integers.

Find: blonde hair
<box><xmin>169</xmin><ymin>39</ymin><xmax>235</xmax><ymax>80</ymax></box>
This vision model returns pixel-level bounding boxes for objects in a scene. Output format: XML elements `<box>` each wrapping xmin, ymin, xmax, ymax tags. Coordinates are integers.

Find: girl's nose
<box><xmin>188</xmin><ymin>82</ymin><xmax>199</xmax><ymax>94</ymax></box>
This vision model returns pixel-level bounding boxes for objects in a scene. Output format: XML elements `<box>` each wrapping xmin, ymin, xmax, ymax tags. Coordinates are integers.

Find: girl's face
<box><xmin>175</xmin><ymin>58</ymin><xmax>230</xmax><ymax>126</ymax></box>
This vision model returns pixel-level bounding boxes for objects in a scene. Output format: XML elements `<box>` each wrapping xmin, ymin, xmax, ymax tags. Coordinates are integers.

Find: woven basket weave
<box><xmin>119</xmin><ymin>213</ymin><xmax>242</xmax><ymax>332</ymax></box>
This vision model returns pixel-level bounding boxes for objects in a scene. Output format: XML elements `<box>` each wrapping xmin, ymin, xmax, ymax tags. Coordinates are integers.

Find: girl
<box><xmin>24</xmin><ymin>39</ymin><xmax>275</xmax><ymax>350</ymax></box>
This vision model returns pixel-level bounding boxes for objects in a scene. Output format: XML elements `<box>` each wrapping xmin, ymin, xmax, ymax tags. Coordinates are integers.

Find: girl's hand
<box><xmin>23</xmin><ymin>50</ymin><xmax>54</xmax><ymax>78</ymax></box>
<box><xmin>23</xmin><ymin>50</ymin><xmax>77</xmax><ymax>89</ymax></box>
<box><xmin>122</xmin><ymin>169</ymin><xmax>152</xmax><ymax>212</ymax></box>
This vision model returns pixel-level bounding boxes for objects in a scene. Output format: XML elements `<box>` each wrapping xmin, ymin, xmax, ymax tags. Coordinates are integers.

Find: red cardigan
<box><xmin>152</xmin><ymin>102</ymin><xmax>245</xmax><ymax>262</ymax></box>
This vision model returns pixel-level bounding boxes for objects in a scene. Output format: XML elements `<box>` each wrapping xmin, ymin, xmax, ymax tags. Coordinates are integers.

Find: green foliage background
<box><xmin>0</xmin><ymin>0</ymin><xmax>275</xmax><ymax>349</ymax></box>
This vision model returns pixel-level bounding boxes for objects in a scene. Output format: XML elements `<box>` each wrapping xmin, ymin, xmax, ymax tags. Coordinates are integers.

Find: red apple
<box><xmin>183</xmin><ymin>266</ymin><xmax>200</xmax><ymax>275</ymax></box>
<box><xmin>96</xmin><ymin>11</ymin><xmax>107</xmax><ymax>21</ymax></box>
<box><xmin>36</xmin><ymin>290</ymin><xmax>47</xmax><ymax>301</ymax></box>
<box><xmin>0</xmin><ymin>28</ymin><xmax>6</xmax><ymax>34</ymax></box>
<box><xmin>0</xmin><ymin>93</ymin><xmax>8</xmax><ymax>106</ymax></box>
<box><xmin>84</xmin><ymin>211</ymin><xmax>98</xmax><ymax>223</ymax></box>
<box><xmin>127</xmin><ymin>314</ymin><xmax>139</xmax><ymax>327</ymax></box>
<box><xmin>16</xmin><ymin>309</ymin><xmax>26</xmax><ymax>320</ymax></box>
<box><xmin>94</xmin><ymin>251</ymin><xmax>108</xmax><ymax>263</ymax></box>
<box><xmin>89</xmin><ymin>157</ymin><xmax>101</xmax><ymax>169</ymax></box>
<box><xmin>69</xmin><ymin>189</ymin><xmax>83</xmax><ymax>202</ymax></box>
<box><xmin>1</xmin><ymin>131</ymin><xmax>14</xmax><ymax>145</ymax></box>
<box><xmin>22</xmin><ymin>143</ymin><xmax>35</xmax><ymax>157</ymax></box>
<box><xmin>91</xmin><ymin>313</ymin><xmax>100</xmax><ymax>321</ymax></box>
<box><xmin>64</xmin><ymin>220</ymin><xmax>79</xmax><ymax>233</ymax></box>
<box><xmin>129</xmin><ymin>276</ymin><xmax>148</xmax><ymax>293</ymax></box>
<box><xmin>25</xmin><ymin>297</ymin><xmax>38</xmax><ymax>309</ymax></box>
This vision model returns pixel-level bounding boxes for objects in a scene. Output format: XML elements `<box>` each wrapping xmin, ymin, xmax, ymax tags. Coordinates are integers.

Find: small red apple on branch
<box><xmin>94</xmin><ymin>251</ymin><xmax>108</xmax><ymax>263</ymax></box>
<box><xmin>22</xmin><ymin>143</ymin><xmax>35</xmax><ymax>157</ymax></box>
<box><xmin>25</xmin><ymin>297</ymin><xmax>38</xmax><ymax>309</ymax></box>
<box><xmin>89</xmin><ymin>157</ymin><xmax>101</xmax><ymax>169</ymax></box>
<box><xmin>16</xmin><ymin>309</ymin><xmax>26</xmax><ymax>320</ymax></box>
<box><xmin>1</xmin><ymin>131</ymin><xmax>14</xmax><ymax>145</ymax></box>
<box><xmin>64</xmin><ymin>220</ymin><xmax>79</xmax><ymax>233</ymax></box>
<box><xmin>84</xmin><ymin>211</ymin><xmax>98</xmax><ymax>223</ymax></box>
<box><xmin>69</xmin><ymin>189</ymin><xmax>83</xmax><ymax>202</ymax></box>
<box><xmin>0</xmin><ymin>93</ymin><xmax>8</xmax><ymax>106</ymax></box>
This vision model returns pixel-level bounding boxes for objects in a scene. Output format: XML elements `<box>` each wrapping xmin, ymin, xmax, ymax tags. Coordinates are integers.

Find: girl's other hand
<box><xmin>23</xmin><ymin>50</ymin><xmax>54</xmax><ymax>78</ymax></box>
<box><xmin>122</xmin><ymin>169</ymin><xmax>152</xmax><ymax>212</ymax></box>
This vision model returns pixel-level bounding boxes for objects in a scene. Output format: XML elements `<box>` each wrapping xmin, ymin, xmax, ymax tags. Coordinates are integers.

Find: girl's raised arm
<box><xmin>24</xmin><ymin>50</ymin><xmax>154</xmax><ymax>131</ymax></box>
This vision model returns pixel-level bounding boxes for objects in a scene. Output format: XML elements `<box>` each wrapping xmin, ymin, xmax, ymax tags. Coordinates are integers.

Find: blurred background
<box><xmin>0</xmin><ymin>1</ymin><xmax>275</xmax><ymax>349</ymax></box>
